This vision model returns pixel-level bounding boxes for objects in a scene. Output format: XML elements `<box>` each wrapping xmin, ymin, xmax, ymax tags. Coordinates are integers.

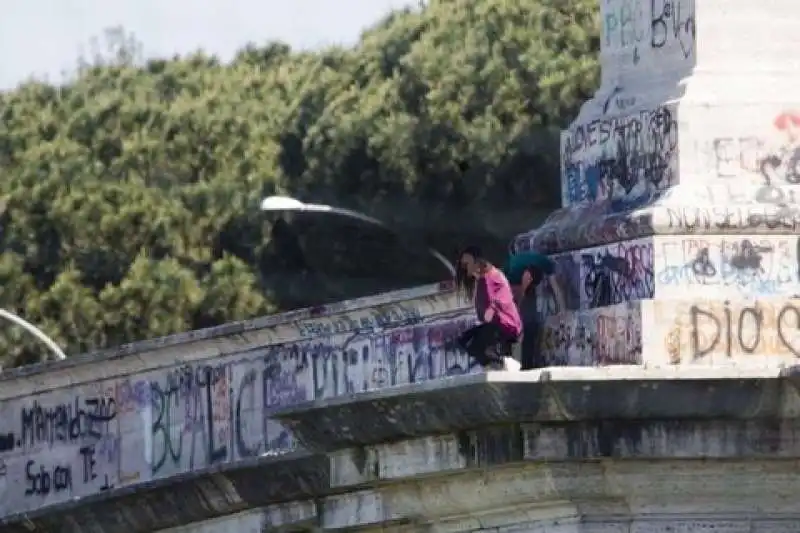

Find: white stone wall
<box><xmin>541</xmin><ymin>0</ymin><xmax>800</xmax><ymax>372</ymax></box>
<box><xmin>562</xmin><ymin>0</ymin><xmax>800</xmax><ymax>208</ymax></box>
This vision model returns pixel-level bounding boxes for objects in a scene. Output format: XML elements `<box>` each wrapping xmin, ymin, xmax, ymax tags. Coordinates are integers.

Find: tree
<box><xmin>0</xmin><ymin>0</ymin><xmax>599</xmax><ymax>366</ymax></box>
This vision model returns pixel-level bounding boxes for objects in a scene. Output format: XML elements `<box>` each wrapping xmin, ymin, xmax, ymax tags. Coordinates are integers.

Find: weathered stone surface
<box><xmin>13</xmin><ymin>0</ymin><xmax>800</xmax><ymax>530</ymax></box>
<box><xmin>316</xmin><ymin>460</ymin><xmax>800</xmax><ymax>531</ymax></box>
<box><xmin>513</xmin><ymin>183</ymin><xmax>800</xmax><ymax>255</ymax></box>
<box><xmin>327</xmin><ymin>418</ymin><xmax>800</xmax><ymax>490</ymax></box>
<box><xmin>0</xmin><ymin>282</ymin><xmax>477</xmax><ymax>530</ymax></box>
<box><xmin>0</xmin><ymin>451</ymin><xmax>327</xmax><ymax>533</ymax></box>
<box><xmin>539</xmin><ymin>295</ymin><xmax>800</xmax><ymax>367</ymax></box>
<box><xmin>504</xmin><ymin>0</ymin><xmax>800</xmax><ymax>376</ymax></box>
<box><xmin>273</xmin><ymin>368</ymin><xmax>786</xmax><ymax>451</ymax></box>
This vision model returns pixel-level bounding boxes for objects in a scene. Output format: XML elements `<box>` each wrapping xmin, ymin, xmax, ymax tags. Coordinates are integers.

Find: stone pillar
<box><xmin>512</xmin><ymin>0</ymin><xmax>800</xmax><ymax>367</ymax></box>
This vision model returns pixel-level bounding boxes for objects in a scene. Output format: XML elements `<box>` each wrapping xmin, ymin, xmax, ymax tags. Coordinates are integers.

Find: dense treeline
<box><xmin>0</xmin><ymin>0</ymin><xmax>599</xmax><ymax>367</ymax></box>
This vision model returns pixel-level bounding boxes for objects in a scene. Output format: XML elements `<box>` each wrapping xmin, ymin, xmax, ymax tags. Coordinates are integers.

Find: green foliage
<box><xmin>0</xmin><ymin>0</ymin><xmax>599</xmax><ymax>367</ymax></box>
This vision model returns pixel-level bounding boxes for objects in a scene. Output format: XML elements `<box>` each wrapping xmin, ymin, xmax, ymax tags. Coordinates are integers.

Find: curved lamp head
<box><xmin>260</xmin><ymin>195</ymin><xmax>334</xmax><ymax>214</ymax></box>
<box><xmin>260</xmin><ymin>196</ymin><xmax>309</xmax><ymax>211</ymax></box>
<box><xmin>258</xmin><ymin>195</ymin><xmax>455</xmax><ymax>276</ymax></box>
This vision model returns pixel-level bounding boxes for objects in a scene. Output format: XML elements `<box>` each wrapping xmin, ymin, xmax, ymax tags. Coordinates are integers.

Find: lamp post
<box><xmin>260</xmin><ymin>196</ymin><xmax>455</xmax><ymax>276</ymax></box>
<box><xmin>0</xmin><ymin>309</ymin><xmax>67</xmax><ymax>361</ymax></box>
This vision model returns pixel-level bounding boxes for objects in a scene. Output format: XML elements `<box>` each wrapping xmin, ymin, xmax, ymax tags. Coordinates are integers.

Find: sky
<box><xmin>0</xmin><ymin>0</ymin><xmax>415</xmax><ymax>89</ymax></box>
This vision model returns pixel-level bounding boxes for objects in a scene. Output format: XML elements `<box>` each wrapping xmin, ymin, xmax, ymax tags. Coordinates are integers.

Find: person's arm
<box><xmin>484</xmin><ymin>270</ymin><xmax>514</xmax><ymax>322</ymax></box>
<box><xmin>481</xmin><ymin>276</ymin><xmax>496</xmax><ymax>322</ymax></box>
<box><xmin>548</xmin><ymin>274</ymin><xmax>567</xmax><ymax>312</ymax></box>
<box><xmin>543</xmin><ymin>259</ymin><xmax>567</xmax><ymax>312</ymax></box>
<box><xmin>474</xmin><ymin>277</ymin><xmax>491</xmax><ymax>322</ymax></box>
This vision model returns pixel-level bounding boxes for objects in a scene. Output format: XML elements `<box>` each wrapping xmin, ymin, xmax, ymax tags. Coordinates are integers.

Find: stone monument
<box><xmin>8</xmin><ymin>3</ymin><xmax>800</xmax><ymax>532</ymax></box>
<box><xmin>512</xmin><ymin>0</ymin><xmax>800</xmax><ymax>368</ymax></box>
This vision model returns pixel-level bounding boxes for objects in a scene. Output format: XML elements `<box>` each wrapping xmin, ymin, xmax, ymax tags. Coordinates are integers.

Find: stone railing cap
<box><xmin>273</xmin><ymin>365</ymin><xmax>796</xmax><ymax>452</ymax></box>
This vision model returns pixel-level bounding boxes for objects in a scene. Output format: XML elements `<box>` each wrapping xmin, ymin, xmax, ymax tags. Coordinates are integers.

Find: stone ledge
<box><xmin>317</xmin><ymin>460</ymin><xmax>800</xmax><ymax>530</ymax></box>
<box><xmin>0</xmin><ymin>284</ymin><xmax>464</xmax><ymax>401</ymax></box>
<box><xmin>273</xmin><ymin>367</ymin><xmax>792</xmax><ymax>452</ymax></box>
<box><xmin>328</xmin><ymin>418</ymin><xmax>800</xmax><ymax>488</ymax></box>
<box><xmin>0</xmin><ymin>451</ymin><xmax>328</xmax><ymax>533</ymax></box>
<box><xmin>0</xmin><ymin>281</ymin><xmax>449</xmax><ymax>383</ymax></box>
<box><xmin>320</xmin><ymin>464</ymin><xmax>601</xmax><ymax>531</ymax></box>
<box><xmin>513</xmin><ymin>182</ymin><xmax>800</xmax><ymax>254</ymax></box>
<box><xmin>155</xmin><ymin>503</ymin><xmax>321</xmax><ymax>533</ymax></box>
<box><xmin>261</xmin><ymin>499</ymin><xmax>319</xmax><ymax>532</ymax></box>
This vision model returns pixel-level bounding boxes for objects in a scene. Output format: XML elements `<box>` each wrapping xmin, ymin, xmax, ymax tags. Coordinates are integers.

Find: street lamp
<box><xmin>260</xmin><ymin>195</ymin><xmax>455</xmax><ymax>276</ymax></box>
<box><xmin>0</xmin><ymin>309</ymin><xmax>67</xmax><ymax>362</ymax></box>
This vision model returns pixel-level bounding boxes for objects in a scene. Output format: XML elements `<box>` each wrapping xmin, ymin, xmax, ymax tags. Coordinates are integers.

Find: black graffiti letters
<box><xmin>79</xmin><ymin>445</ymin><xmax>97</xmax><ymax>483</ymax></box>
<box><xmin>563</xmin><ymin>107</ymin><xmax>679</xmax><ymax>205</ymax></box>
<box><xmin>150</xmin><ymin>364</ymin><xmax>228</xmax><ymax>474</ymax></box>
<box><xmin>235</xmin><ymin>368</ymin><xmax>261</xmax><ymax>458</ymax></box>
<box><xmin>665</xmin><ymin>206</ymin><xmax>800</xmax><ymax>232</ymax></box>
<box><xmin>200</xmin><ymin>367</ymin><xmax>227</xmax><ymax>465</ymax></box>
<box><xmin>25</xmin><ymin>460</ymin><xmax>72</xmax><ymax>496</ymax></box>
<box><xmin>690</xmin><ymin>302</ymin><xmax>800</xmax><ymax>359</ymax></box>
<box><xmin>20</xmin><ymin>396</ymin><xmax>116</xmax><ymax>448</ymax></box>
<box><xmin>565</xmin><ymin>118</ymin><xmax>617</xmax><ymax>156</ymax></box>
<box><xmin>76</xmin><ymin>444</ymin><xmax>115</xmax><ymax>491</ymax></box>
<box><xmin>745</xmin><ymin>207</ymin><xmax>800</xmax><ymax>231</ymax></box>
<box><xmin>580</xmin><ymin>244</ymin><xmax>654</xmax><ymax>308</ymax></box>
<box><xmin>690</xmin><ymin>248</ymin><xmax>716</xmax><ymax>277</ymax></box>
<box><xmin>150</xmin><ymin>382</ymin><xmax>181</xmax><ymax>472</ymax></box>
<box><xmin>728</xmin><ymin>240</ymin><xmax>770</xmax><ymax>271</ymax></box>
<box><xmin>650</xmin><ymin>0</ymin><xmax>695</xmax><ymax>57</ymax></box>
<box><xmin>295</xmin><ymin>305</ymin><xmax>421</xmax><ymax>337</ymax></box>
<box><xmin>690</xmin><ymin>303</ymin><xmax>761</xmax><ymax>359</ymax></box>
<box><xmin>0</xmin><ymin>432</ymin><xmax>14</xmax><ymax>452</ymax></box>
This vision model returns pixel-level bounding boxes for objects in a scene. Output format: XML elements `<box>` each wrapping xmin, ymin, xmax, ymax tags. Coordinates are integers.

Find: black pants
<box><xmin>520</xmin><ymin>320</ymin><xmax>543</xmax><ymax>370</ymax></box>
<box><xmin>458</xmin><ymin>322</ymin><xmax>517</xmax><ymax>367</ymax></box>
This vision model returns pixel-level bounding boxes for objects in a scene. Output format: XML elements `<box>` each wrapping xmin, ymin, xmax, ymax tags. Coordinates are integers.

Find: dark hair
<box><xmin>523</xmin><ymin>265</ymin><xmax>545</xmax><ymax>296</ymax></box>
<box><xmin>461</xmin><ymin>245</ymin><xmax>482</xmax><ymax>258</ymax></box>
<box><xmin>455</xmin><ymin>245</ymin><xmax>484</xmax><ymax>301</ymax></box>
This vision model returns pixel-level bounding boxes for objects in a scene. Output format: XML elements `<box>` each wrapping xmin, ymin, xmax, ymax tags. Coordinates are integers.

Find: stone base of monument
<box><xmin>514</xmin><ymin>182</ymin><xmax>800</xmax><ymax>255</ymax></box>
<box><xmin>4</xmin><ymin>361</ymin><xmax>800</xmax><ymax>532</ymax></box>
<box><xmin>525</xmin><ymin>0</ymin><xmax>800</xmax><ymax>379</ymax></box>
<box><xmin>539</xmin><ymin>295</ymin><xmax>800</xmax><ymax>368</ymax></box>
<box><xmin>513</xmin><ymin>181</ymin><xmax>800</xmax><ymax>369</ymax></box>
<box><xmin>262</xmin><ymin>367</ymin><xmax>800</xmax><ymax>532</ymax></box>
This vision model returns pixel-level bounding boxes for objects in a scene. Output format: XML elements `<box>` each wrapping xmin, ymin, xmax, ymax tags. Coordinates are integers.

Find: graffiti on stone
<box><xmin>661</xmin><ymin>299</ymin><xmax>800</xmax><ymax>364</ymax></box>
<box><xmin>540</xmin><ymin>238</ymin><xmax>654</xmax><ymax>317</ymax></box>
<box><xmin>656</xmin><ymin>236</ymin><xmax>800</xmax><ymax>296</ymax></box>
<box><xmin>562</xmin><ymin>106</ymin><xmax>679</xmax><ymax>206</ymax></box>
<box><xmin>602</xmin><ymin>0</ymin><xmax>695</xmax><ymax>67</ymax></box>
<box><xmin>0</xmin><ymin>302</ymin><xmax>477</xmax><ymax>517</ymax></box>
<box><xmin>709</xmin><ymin>111</ymin><xmax>800</xmax><ymax>185</ymax></box>
<box><xmin>540</xmin><ymin>302</ymin><xmax>643</xmax><ymax>366</ymax></box>
<box><xmin>664</xmin><ymin>205</ymin><xmax>800</xmax><ymax>233</ymax></box>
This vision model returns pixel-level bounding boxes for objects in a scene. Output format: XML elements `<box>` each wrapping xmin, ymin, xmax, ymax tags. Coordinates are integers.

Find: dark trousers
<box><xmin>520</xmin><ymin>320</ymin><xmax>543</xmax><ymax>370</ymax></box>
<box><xmin>458</xmin><ymin>322</ymin><xmax>517</xmax><ymax>367</ymax></box>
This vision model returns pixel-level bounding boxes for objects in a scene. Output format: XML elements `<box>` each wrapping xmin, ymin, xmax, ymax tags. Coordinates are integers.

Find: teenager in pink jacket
<box><xmin>455</xmin><ymin>245</ymin><xmax>522</xmax><ymax>371</ymax></box>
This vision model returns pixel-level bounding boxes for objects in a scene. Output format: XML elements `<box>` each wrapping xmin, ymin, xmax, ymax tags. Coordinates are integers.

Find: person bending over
<box><xmin>455</xmin><ymin>246</ymin><xmax>522</xmax><ymax>371</ymax></box>
<box><xmin>505</xmin><ymin>251</ymin><xmax>566</xmax><ymax>369</ymax></box>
